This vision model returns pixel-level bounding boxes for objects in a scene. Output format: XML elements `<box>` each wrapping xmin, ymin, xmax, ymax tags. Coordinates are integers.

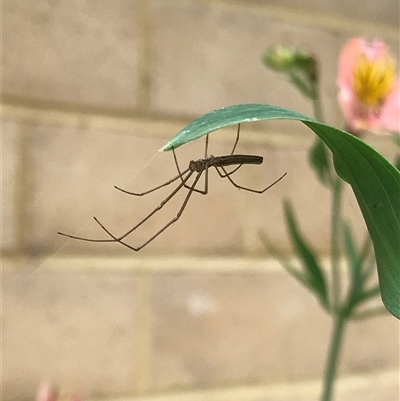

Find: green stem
<box><xmin>323</xmin><ymin>177</ymin><xmax>346</xmax><ymax>401</ymax></box>
<box><xmin>306</xmin><ymin>58</ymin><xmax>349</xmax><ymax>401</ymax></box>
<box><xmin>331</xmin><ymin>177</ymin><xmax>343</xmax><ymax>309</ymax></box>
<box><xmin>321</xmin><ymin>312</ymin><xmax>347</xmax><ymax>401</ymax></box>
<box><xmin>311</xmin><ymin>83</ymin><xmax>324</xmax><ymax>123</ymax></box>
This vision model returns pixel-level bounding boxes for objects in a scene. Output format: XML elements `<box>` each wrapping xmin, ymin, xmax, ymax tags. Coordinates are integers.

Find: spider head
<box><xmin>189</xmin><ymin>159</ymin><xmax>205</xmax><ymax>172</ymax></box>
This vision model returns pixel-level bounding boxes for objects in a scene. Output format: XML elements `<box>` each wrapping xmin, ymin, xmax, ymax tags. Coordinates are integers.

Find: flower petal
<box><xmin>380</xmin><ymin>78</ymin><xmax>400</xmax><ymax>132</ymax></box>
<box><xmin>363</xmin><ymin>39</ymin><xmax>389</xmax><ymax>61</ymax></box>
<box><xmin>338</xmin><ymin>87</ymin><xmax>357</xmax><ymax>128</ymax></box>
<box><xmin>36</xmin><ymin>384</ymin><xmax>59</xmax><ymax>401</ymax></box>
<box><xmin>337</xmin><ymin>38</ymin><xmax>364</xmax><ymax>89</ymax></box>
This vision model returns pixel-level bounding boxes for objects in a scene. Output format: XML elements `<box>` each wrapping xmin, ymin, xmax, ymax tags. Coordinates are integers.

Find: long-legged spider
<box><xmin>58</xmin><ymin>125</ymin><xmax>286</xmax><ymax>251</ymax></box>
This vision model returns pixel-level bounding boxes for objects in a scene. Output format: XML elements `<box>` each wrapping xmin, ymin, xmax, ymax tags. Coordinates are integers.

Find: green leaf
<box><xmin>259</xmin><ymin>232</ymin><xmax>315</xmax><ymax>294</ymax></box>
<box><xmin>343</xmin><ymin>225</ymin><xmax>375</xmax><ymax>288</ymax></box>
<box><xmin>351</xmin><ymin>306</ymin><xmax>387</xmax><ymax>320</ymax></box>
<box><xmin>342</xmin><ymin>222</ymin><xmax>362</xmax><ymax>281</ymax></box>
<box><xmin>283</xmin><ymin>200</ymin><xmax>328</xmax><ymax>308</ymax></box>
<box><xmin>161</xmin><ymin>104</ymin><xmax>313</xmax><ymax>151</ymax></box>
<box><xmin>393</xmin><ymin>154</ymin><xmax>400</xmax><ymax>171</ymax></box>
<box><xmin>308</xmin><ymin>139</ymin><xmax>332</xmax><ymax>185</ymax></box>
<box><xmin>356</xmin><ymin>284</ymin><xmax>381</xmax><ymax>304</ymax></box>
<box><xmin>162</xmin><ymin>104</ymin><xmax>400</xmax><ymax>319</ymax></box>
<box><xmin>288</xmin><ymin>72</ymin><xmax>313</xmax><ymax>98</ymax></box>
<box><xmin>259</xmin><ymin>230</ymin><xmax>330</xmax><ymax>312</ymax></box>
<box><xmin>342</xmin><ymin>222</ymin><xmax>379</xmax><ymax>312</ymax></box>
<box><xmin>357</xmin><ymin>234</ymin><xmax>375</xmax><ymax>283</ymax></box>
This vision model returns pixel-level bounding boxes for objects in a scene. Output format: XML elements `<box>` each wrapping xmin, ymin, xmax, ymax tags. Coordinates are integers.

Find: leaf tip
<box><xmin>159</xmin><ymin>144</ymin><xmax>170</xmax><ymax>152</ymax></box>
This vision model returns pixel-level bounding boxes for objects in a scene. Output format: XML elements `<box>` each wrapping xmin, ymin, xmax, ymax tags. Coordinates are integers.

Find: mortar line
<box><xmin>2</xmin><ymin>255</ymin><xmax>349</xmax><ymax>273</ymax></box>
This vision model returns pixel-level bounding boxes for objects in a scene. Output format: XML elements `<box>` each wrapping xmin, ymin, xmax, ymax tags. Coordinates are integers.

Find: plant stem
<box><xmin>311</xmin><ymin>83</ymin><xmax>324</xmax><ymax>123</ymax></box>
<box><xmin>321</xmin><ymin>312</ymin><xmax>347</xmax><ymax>401</ymax></box>
<box><xmin>312</xmin><ymin>97</ymin><xmax>324</xmax><ymax>123</ymax></box>
<box><xmin>331</xmin><ymin>177</ymin><xmax>343</xmax><ymax>309</ymax></box>
<box><xmin>301</xmin><ymin>64</ymin><xmax>350</xmax><ymax>401</ymax></box>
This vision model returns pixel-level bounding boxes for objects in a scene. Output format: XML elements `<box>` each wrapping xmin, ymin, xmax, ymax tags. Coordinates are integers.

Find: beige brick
<box><xmin>2</xmin><ymin>265</ymin><xmax>139</xmax><ymax>399</ymax></box>
<box><xmin>3</xmin><ymin>1</ymin><xmax>139</xmax><ymax>108</ymax></box>
<box><xmin>151</xmin><ymin>1</ymin><xmax>342</xmax><ymax>124</ymax></box>
<box><xmin>149</xmin><ymin>269</ymin><xmax>398</xmax><ymax>389</ymax></box>
<box><xmin>343</xmin><ymin>318</ymin><xmax>400</xmax><ymax>372</ymax></box>
<box><xmin>1</xmin><ymin>119</ymin><xmax>19</xmax><ymax>251</ymax></box>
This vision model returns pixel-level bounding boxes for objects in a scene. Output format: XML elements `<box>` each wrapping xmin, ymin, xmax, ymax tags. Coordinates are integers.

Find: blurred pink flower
<box><xmin>37</xmin><ymin>384</ymin><xmax>59</xmax><ymax>401</ymax></box>
<box><xmin>36</xmin><ymin>384</ymin><xmax>82</xmax><ymax>401</ymax></box>
<box><xmin>337</xmin><ymin>38</ymin><xmax>400</xmax><ymax>134</ymax></box>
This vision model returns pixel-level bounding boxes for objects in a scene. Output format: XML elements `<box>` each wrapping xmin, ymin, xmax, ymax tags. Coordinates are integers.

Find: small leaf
<box><xmin>358</xmin><ymin>235</ymin><xmax>375</xmax><ymax>283</ymax></box>
<box><xmin>308</xmin><ymin>139</ymin><xmax>332</xmax><ymax>185</ymax></box>
<box><xmin>343</xmin><ymin>227</ymin><xmax>381</xmax><ymax>312</ymax></box>
<box><xmin>342</xmin><ymin>222</ymin><xmax>375</xmax><ymax>313</ymax></box>
<box><xmin>351</xmin><ymin>306</ymin><xmax>387</xmax><ymax>320</ymax></box>
<box><xmin>259</xmin><ymin>232</ymin><xmax>312</xmax><ymax>291</ymax></box>
<box><xmin>288</xmin><ymin>72</ymin><xmax>313</xmax><ymax>98</ymax></box>
<box><xmin>357</xmin><ymin>285</ymin><xmax>381</xmax><ymax>303</ymax></box>
<box><xmin>342</xmin><ymin>222</ymin><xmax>362</xmax><ymax>280</ymax></box>
<box><xmin>262</xmin><ymin>46</ymin><xmax>297</xmax><ymax>72</ymax></box>
<box><xmin>283</xmin><ymin>200</ymin><xmax>328</xmax><ymax>308</ymax></box>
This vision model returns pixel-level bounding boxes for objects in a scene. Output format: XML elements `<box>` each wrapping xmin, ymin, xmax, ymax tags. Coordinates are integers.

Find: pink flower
<box><xmin>36</xmin><ymin>384</ymin><xmax>59</xmax><ymax>401</ymax></box>
<box><xmin>337</xmin><ymin>38</ymin><xmax>400</xmax><ymax>134</ymax></box>
<box><xmin>36</xmin><ymin>384</ymin><xmax>82</xmax><ymax>401</ymax></box>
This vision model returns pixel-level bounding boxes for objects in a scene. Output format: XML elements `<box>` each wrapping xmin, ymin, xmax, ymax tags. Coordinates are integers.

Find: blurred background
<box><xmin>2</xmin><ymin>1</ymin><xmax>399</xmax><ymax>400</ymax></box>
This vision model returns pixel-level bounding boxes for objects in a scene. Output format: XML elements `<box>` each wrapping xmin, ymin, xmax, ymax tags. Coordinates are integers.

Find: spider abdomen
<box><xmin>189</xmin><ymin>154</ymin><xmax>263</xmax><ymax>172</ymax></box>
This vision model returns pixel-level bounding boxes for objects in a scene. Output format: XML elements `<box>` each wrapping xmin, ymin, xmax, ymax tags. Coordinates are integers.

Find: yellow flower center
<box><xmin>353</xmin><ymin>54</ymin><xmax>396</xmax><ymax>107</ymax></box>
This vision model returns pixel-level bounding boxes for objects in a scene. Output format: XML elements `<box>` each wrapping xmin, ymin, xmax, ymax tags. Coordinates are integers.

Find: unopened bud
<box><xmin>262</xmin><ymin>46</ymin><xmax>296</xmax><ymax>72</ymax></box>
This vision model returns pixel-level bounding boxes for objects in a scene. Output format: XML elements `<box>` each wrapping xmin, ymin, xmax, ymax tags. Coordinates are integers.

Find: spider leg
<box><xmin>230</xmin><ymin>124</ymin><xmax>240</xmax><ymax>155</ymax></box>
<box><xmin>114</xmin><ymin>167</ymin><xmax>190</xmax><ymax>196</ymax></box>
<box><xmin>172</xmin><ymin>147</ymin><xmax>186</xmax><ymax>184</ymax></box>
<box><xmin>181</xmin><ymin>168</ymin><xmax>209</xmax><ymax>195</ymax></box>
<box><xmin>188</xmin><ymin>160</ymin><xmax>209</xmax><ymax>195</ymax></box>
<box><xmin>57</xmin><ymin>169</ymin><xmax>194</xmax><ymax>243</ymax></box>
<box><xmin>189</xmin><ymin>134</ymin><xmax>209</xmax><ymax>195</ymax></box>
<box><xmin>215</xmin><ymin>164</ymin><xmax>243</xmax><ymax>177</ymax></box>
<box><xmin>219</xmin><ymin>165</ymin><xmax>287</xmax><ymax>193</ymax></box>
<box><xmin>173</xmin><ymin>135</ymin><xmax>210</xmax><ymax>195</ymax></box>
<box><xmin>94</xmin><ymin>171</ymin><xmax>204</xmax><ymax>251</ymax></box>
<box><xmin>210</xmin><ymin>124</ymin><xmax>241</xmax><ymax>178</ymax></box>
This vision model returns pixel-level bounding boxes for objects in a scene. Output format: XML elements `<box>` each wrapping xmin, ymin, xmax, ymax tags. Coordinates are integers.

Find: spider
<box><xmin>58</xmin><ymin>125</ymin><xmax>286</xmax><ymax>251</ymax></box>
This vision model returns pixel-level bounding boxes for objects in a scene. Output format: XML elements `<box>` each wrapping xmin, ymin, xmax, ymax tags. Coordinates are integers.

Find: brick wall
<box><xmin>2</xmin><ymin>1</ymin><xmax>399</xmax><ymax>400</ymax></box>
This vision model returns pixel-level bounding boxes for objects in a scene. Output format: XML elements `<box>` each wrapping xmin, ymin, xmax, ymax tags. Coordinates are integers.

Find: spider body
<box><xmin>189</xmin><ymin>154</ymin><xmax>263</xmax><ymax>173</ymax></box>
<box><xmin>58</xmin><ymin>125</ymin><xmax>286</xmax><ymax>252</ymax></box>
